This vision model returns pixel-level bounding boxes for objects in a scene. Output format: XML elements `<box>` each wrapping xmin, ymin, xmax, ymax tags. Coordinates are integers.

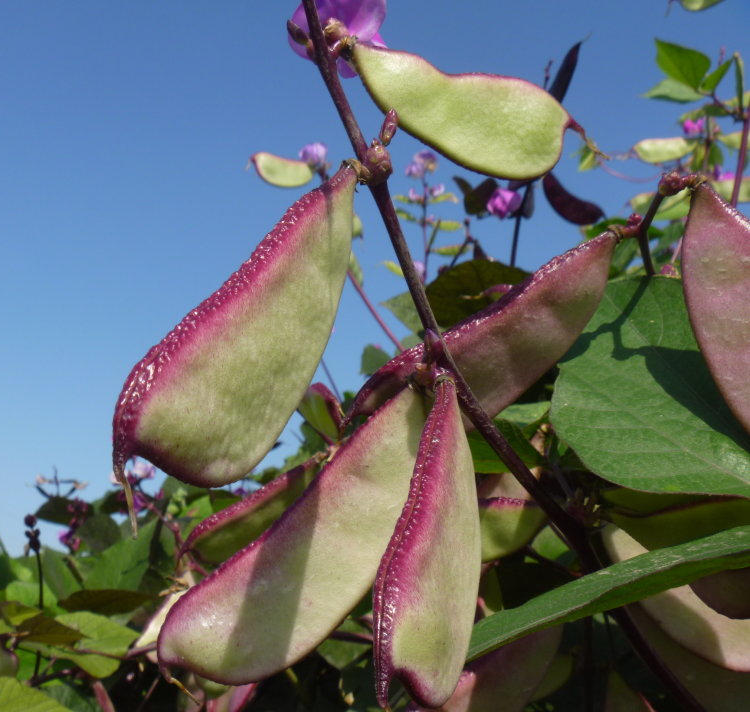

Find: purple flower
<box><xmin>289</xmin><ymin>0</ymin><xmax>387</xmax><ymax>78</ymax></box>
<box><xmin>429</xmin><ymin>183</ymin><xmax>445</xmax><ymax>198</ymax></box>
<box><xmin>682</xmin><ymin>118</ymin><xmax>705</xmax><ymax>136</ymax></box>
<box><xmin>413</xmin><ymin>260</ymin><xmax>426</xmax><ymax>283</ymax></box>
<box><xmin>405</xmin><ymin>150</ymin><xmax>438</xmax><ymax>178</ymax></box>
<box><xmin>713</xmin><ymin>166</ymin><xmax>735</xmax><ymax>181</ymax></box>
<box><xmin>487</xmin><ymin>188</ymin><xmax>522</xmax><ymax>219</ymax></box>
<box><xmin>299</xmin><ymin>142</ymin><xmax>328</xmax><ymax>169</ymax></box>
<box><xmin>407</xmin><ymin>187</ymin><xmax>423</xmax><ymax>203</ymax></box>
<box><xmin>132</xmin><ymin>459</ymin><xmax>156</xmax><ymax>480</ymax></box>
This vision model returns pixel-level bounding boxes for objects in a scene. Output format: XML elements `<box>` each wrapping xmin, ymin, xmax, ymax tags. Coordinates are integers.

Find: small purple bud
<box><xmin>405</xmin><ymin>150</ymin><xmax>438</xmax><ymax>178</ymax></box>
<box><xmin>24</xmin><ymin>514</ymin><xmax>37</xmax><ymax>528</ymax></box>
<box><xmin>659</xmin><ymin>263</ymin><xmax>680</xmax><ymax>278</ymax></box>
<box><xmin>486</xmin><ymin>187</ymin><xmax>522</xmax><ymax>218</ymax></box>
<box><xmin>379</xmin><ymin>109</ymin><xmax>398</xmax><ymax>146</ymax></box>
<box><xmin>429</xmin><ymin>183</ymin><xmax>445</xmax><ymax>198</ymax></box>
<box><xmin>364</xmin><ymin>139</ymin><xmax>392</xmax><ymax>185</ymax></box>
<box><xmin>413</xmin><ymin>260</ymin><xmax>426</xmax><ymax>283</ymax></box>
<box><xmin>713</xmin><ymin>166</ymin><xmax>735</xmax><ymax>181</ymax></box>
<box><xmin>286</xmin><ymin>19</ymin><xmax>309</xmax><ymax>47</ymax></box>
<box><xmin>407</xmin><ymin>187</ymin><xmax>423</xmax><ymax>204</ymax></box>
<box><xmin>298</xmin><ymin>142</ymin><xmax>327</xmax><ymax>170</ymax></box>
<box><xmin>682</xmin><ymin>117</ymin><xmax>705</xmax><ymax>136</ymax></box>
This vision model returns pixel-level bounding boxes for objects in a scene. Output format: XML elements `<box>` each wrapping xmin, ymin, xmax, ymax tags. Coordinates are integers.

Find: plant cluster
<box><xmin>2</xmin><ymin>1</ymin><xmax>749</xmax><ymax>710</ymax></box>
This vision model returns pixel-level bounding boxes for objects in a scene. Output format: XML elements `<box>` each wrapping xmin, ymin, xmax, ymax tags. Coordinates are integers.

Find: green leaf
<box><xmin>1</xmin><ymin>601</ymin><xmax>41</xmax><ymax>625</ymax></box>
<box><xmin>17</xmin><ymin>613</ymin><xmax>85</xmax><ymax>645</ymax></box>
<box><xmin>35</xmin><ymin>497</ymin><xmax>78</xmax><ymax>526</ymax></box>
<box><xmin>469</xmin><ymin>420</ymin><xmax>544</xmax><ymax>474</ymax></box>
<box><xmin>40</xmin><ymin>549</ymin><xmax>81</xmax><ymax>601</ymax></box>
<box><xmin>432</xmin><ymin>243</ymin><xmax>470</xmax><ymax>257</ymax></box>
<box><xmin>429</xmin><ymin>192</ymin><xmax>459</xmax><ymax>204</ymax></box>
<box><xmin>575</xmin><ymin>144</ymin><xmax>597</xmax><ymax>172</ymax></box>
<box><xmin>468</xmin><ymin>524</ymin><xmax>750</xmax><ymax>660</ymax></box>
<box><xmin>360</xmin><ymin>345</ymin><xmax>392</xmax><ymax>377</ymax></box>
<box><xmin>655</xmin><ymin>39</ymin><xmax>711</xmax><ymax>90</ymax></box>
<box><xmin>354</xmin><ymin>45</ymin><xmax>571</xmax><ymax>180</ymax></box>
<box><xmin>45</xmin><ymin>611</ymin><xmax>140</xmax><ymax>678</ymax></box>
<box><xmin>381</xmin><ymin>292</ymin><xmax>423</xmax><ymax>333</ymax></box>
<box><xmin>701</xmin><ymin>59</ymin><xmax>732</xmax><ymax>93</ymax></box>
<box><xmin>75</xmin><ymin>514</ymin><xmax>120</xmax><ymax>553</ymax></box>
<box><xmin>0</xmin><ymin>678</ymin><xmax>76</xmax><ymax>712</ymax></box>
<box><xmin>58</xmin><ymin>589</ymin><xmax>153</xmax><ymax>616</ymax></box>
<box><xmin>550</xmin><ymin>277</ymin><xmax>750</xmax><ymax>497</ymax></box>
<box><xmin>348</xmin><ymin>251</ymin><xmax>363</xmax><ymax>287</ymax></box>
<box><xmin>434</xmin><ymin>219</ymin><xmax>462</xmax><ymax>232</ymax></box>
<box><xmin>633</xmin><ymin>137</ymin><xmax>696</xmax><ymax>163</ymax></box>
<box><xmin>643</xmin><ymin>78</ymin><xmax>704</xmax><ymax>103</ymax></box>
<box><xmin>249</xmin><ymin>152</ymin><xmax>314</xmax><ymax>188</ymax></box>
<box><xmin>734</xmin><ymin>52</ymin><xmax>745</xmax><ymax>111</ymax></box>
<box><xmin>395</xmin><ymin>207</ymin><xmax>417</xmax><ymax>222</ymax></box>
<box><xmin>382</xmin><ymin>260</ymin><xmax>403</xmax><ymax>278</ymax></box>
<box><xmin>84</xmin><ymin>519</ymin><xmax>157</xmax><ymax>591</ymax></box>
<box><xmin>424</xmin><ymin>260</ymin><xmax>529</xmax><ymax>328</ymax></box>
<box><xmin>713</xmin><ymin>177</ymin><xmax>750</xmax><ymax>203</ymax></box>
<box><xmin>630</xmin><ymin>189</ymin><xmax>690</xmax><ymax>220</ymax></box>
<box><xmin>717</xmin><ymin>130</ymin><xmax>744</xmax><ymax>149</ymax></box>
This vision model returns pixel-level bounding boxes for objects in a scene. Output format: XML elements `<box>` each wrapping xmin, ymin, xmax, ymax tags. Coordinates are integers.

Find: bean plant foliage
<box><xmin>2</xmin><ymin>1</ymin><xmax>750</xmax><ymax>710</ymax></box>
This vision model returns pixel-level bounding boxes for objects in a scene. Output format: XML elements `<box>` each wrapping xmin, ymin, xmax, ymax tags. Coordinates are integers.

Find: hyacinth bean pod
<box><xmin>374</xmin><ymin>378</ymin><xmax>481</xmax><ymax>709</ymax></box>
<box><xmin>350</xmin><ymin>231</ymin><xmax>619</xmax><ymax>421</ymax></box>
<box><xmin>181</xmin><ymin>457</ymin><xmax>321</xmax><ymax>564</ymax></box>
<box><xmin>158</xmin><ymin>386</ymin><xmax>428</xmax><ymax>685</ymax></box>
<box><xmin>682</xmin><ymin>182</ymin><xmax>750</xmax><ymax>435</ymax></box>
<box><xmin>603</xmin><ymin>526</ymin><xmax>750</xmax><ymax>672</ymax></box>
<box><xmin>250</xmin><ymin>151</ymin><xmax>315</xmax><ymax>188</ymax></box>
<box><xmin>352</xmin><ymin>44</ymin><xmax>573</xmax><ymax>181</ymax></box>
<box><xmin>405</xmin><ymin>627</ymin><xmax>563</xmax><ymax>712</ymax></box>
<box><xmin>113</xmin><ymin>165</ymin><xmax>357</xmax><ymax>490</ymax></box>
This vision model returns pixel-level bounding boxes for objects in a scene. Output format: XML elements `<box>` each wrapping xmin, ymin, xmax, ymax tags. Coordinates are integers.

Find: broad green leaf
<box><xmin>5</xmin><ymin>581</ymin><xmax>56</xmax><ymax>612</ymax></box>
<box><xmin>15</xmin><ymin>613</ymin><xmax>84</xmax><ymax>645</ymax></box>
<box><xmin>0</xmin><ymin>678</ymin><xmax>75</xmax><ymax>712</ymax></box>
<box><xmin>630</xmin><ymin>189</ymin><xmax>690</xmax><ymax>220</ymax></box>
<box><xmin>679</xmin><ymin>0</ymin><xmax>725</xmax><ymax>9</ymax></box>
<box><xmin>717</xmin><ymin>130</ymin><xmax>744</xmax><ymax>149</ymax></box>
<box><xmin>40</xmin><ymin>549</ymin><xmax>81</xmax><ymax>601</ymax></box>
<box><xmin>468</xmin><ymin>525</ymin><xmax>750</xmax><ymax>660</ymax></box>
<box><xmin>58</xmin><ymin>589</ymin><xmax>152</xmax><ymax>616</ymax></box>
<box><xmin>381</xmin><ymin>291</ymin><xmax>423</xmax><ymax>333</ymax></box>
<box><xmin>250</xmin><ymin>152</ymin><xmax>314</xmax><ymax>188</ymax></box>
<box><xmin>633</xmin><ymin>137</ymin><xmax>696</xmax><ymax>164</ymax></box>
<box><xmin>550</xmin><ymin>277</ymin><xmax>750</xmax><ymax>497</ymax></box>
<box><xmin>713</xmin><ymin>177</ymin><xmax>750</xmax><ymax>203</ymax></box>
<box><xmin>424</xmin><ymin>260</ymin><xmax>528</xmax><ymax>328</ymax></box>
<box><xmin>0</xmin><ymin>601</ymin><xmax>40</xmax><ymax>625</ymax></box>
<box><xmin>353</xmin><ymin>44</ymin><xmax>572</xmax><ymax>180</ymax></box>
<box><xmin>655</xmin><ymin>39</ymin><xmax>711</xmax><ymax>90</ymax></box>
<box><xmin>701</xmin><ymin>59</ymin><xmax>732</xmax><ymax>93</ymax></box>
<box><xmin>576</xmin><ymin>144</ymin><xmax>597</xmax><ymax>172</ymax></box>
<box><xmin>46</xmin><ymin>611</ymin><xmax>139</xmax><ymax>678</ymax></box>
<box><xmin>75</xmin><ymin>514</ymin><xmax>120</xmax><ymax>553</ymax></box>
<box><xmin>360</xmin><ymin>344</ymin><xmax>391</xmax><ymax>377</ymax></box>
<box><xmin>643</xmin><ymin>78</ymin><xmax>704</xmax><ymax>103</ymax></box>
<box><xmin>85</xmin><ymin>519</ymin><xmax>157</xmax><ymax>591</ymax></box>
<box><xmin>469</xmin><ymin>420</ymin><xmax>544</xmax><ymax>474</ymax></box>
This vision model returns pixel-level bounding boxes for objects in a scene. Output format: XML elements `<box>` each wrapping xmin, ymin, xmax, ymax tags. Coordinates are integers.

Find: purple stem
<box><xmin>320</xmin><ymin>356</ymin><xmax>342</xmax><ymax>403</ymax></box>
<box><xmin>635</xmin><ymin>195</ymin><xmax>660</xmax><ymax>276</ymax></box>
<box><xmin>347</xmin><ymin>268</ymin><xmax>406</xmax><ymax>352</ymax></box>
<box><xmin>301</xmin><ymin>3</ymin><xmax>704</xmax><ymax>708</ymax></box>
<box><xmin>731</xmin><ymin>112</ymin><xmax>749</xmax><ymax>207</ymax></box>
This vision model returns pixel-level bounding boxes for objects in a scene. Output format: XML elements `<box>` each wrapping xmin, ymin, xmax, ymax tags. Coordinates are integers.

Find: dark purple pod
<box><xmin>180</xmin><ymin>457</ymin><xmax>321</xmax><ymax>564</ymax></box>
<box><xmin>349</xmin><ymin>232</ymin><xmax>619</xmax><ymax>421</ymax></box>
<box><xmin>373</xmin><ymin>378</ymin><xmax>481</xmax><ymax>709</ymax></box>
<box><xmin>542</xmin><ymin>172</ymin><xmax>605</xmax><ymax>225</ymax></box>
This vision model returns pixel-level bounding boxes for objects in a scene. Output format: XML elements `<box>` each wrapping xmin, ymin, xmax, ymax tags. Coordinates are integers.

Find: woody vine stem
<box><xmin>301</xmin><ymin>1</ymin><xmax>705</xmax><ymax>708</ymax></box>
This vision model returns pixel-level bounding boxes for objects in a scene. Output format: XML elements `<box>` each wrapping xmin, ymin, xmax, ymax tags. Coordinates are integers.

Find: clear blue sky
<box><xmin>1</xmin><ymin>1</ymin><xmax>748</xmax><ymax>554</ymax></box>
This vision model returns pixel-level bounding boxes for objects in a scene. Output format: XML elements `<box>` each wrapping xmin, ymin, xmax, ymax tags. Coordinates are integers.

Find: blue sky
<box><xmin>1</xmin><ymin>1</ymin><xmax>748</xmax><ymax>554</ymax></box>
